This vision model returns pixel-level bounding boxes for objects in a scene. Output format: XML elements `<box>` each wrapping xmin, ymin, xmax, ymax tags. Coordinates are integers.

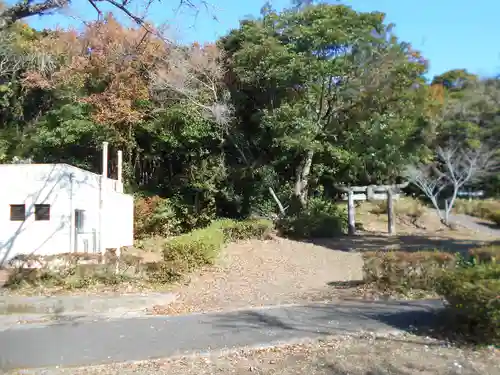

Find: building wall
<box><xmin>0</xmin><ymin>164</ymin><xmax>134</xmax><ymax>266</ymax></box>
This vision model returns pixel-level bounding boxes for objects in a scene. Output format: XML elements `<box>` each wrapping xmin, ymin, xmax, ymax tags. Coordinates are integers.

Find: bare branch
<box><xmin>150</xmin><ymin>42</ymin><xmax>233</xmax><ymax>129</ymax></box>
<box><xmin>0</xmin><ymin>0</ymin><xmax>210</xmax><ymax>33</ymax></box>
<box><xmin>405</xmin><ymin>143</ymin><xmax>497</xmax><ymax>225</ymax></box>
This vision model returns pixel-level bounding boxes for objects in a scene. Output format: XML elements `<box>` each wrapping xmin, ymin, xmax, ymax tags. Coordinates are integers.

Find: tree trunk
<box><xmin>294</xmin><ymin>149</ymin><xmax>314</xmax><ymax>207</ymax></box>
<box><xmin>387</xmin><ymin>189</ymin><xmax>395</xmax><ymax>235</ymax></box>
<box><xmin>443</xmin><ymin>185</ymin><xmax>460</xmax><ymax>227</ymax></box>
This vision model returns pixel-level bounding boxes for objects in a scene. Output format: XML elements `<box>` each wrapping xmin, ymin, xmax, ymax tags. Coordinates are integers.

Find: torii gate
<box><xmin>335</xmin><ymin>182</ymin><xmax>409</xmax><ymax>235</ymax></box>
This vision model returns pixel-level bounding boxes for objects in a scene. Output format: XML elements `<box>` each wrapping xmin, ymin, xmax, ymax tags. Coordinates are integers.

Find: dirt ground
<box><xmin>151</xmin><ymin>205</ymin><xmax>498</xmax><ymax>315</ymax></box>
<box><xmin>16</xmin><ymin>333</ymin><xmax>499</xmax><ymax>375</ymax></box>
<box><xmin>4</xmin><ymin>201</ymin><xmax>498</xmax><ymax>307</ymax></box>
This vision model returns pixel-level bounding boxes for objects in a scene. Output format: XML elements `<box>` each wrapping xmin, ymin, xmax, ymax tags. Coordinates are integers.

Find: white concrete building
<box><xmin>0</xmin><ymin>143</ymin><xmax>134</xmax><ymax>266</ymax></box>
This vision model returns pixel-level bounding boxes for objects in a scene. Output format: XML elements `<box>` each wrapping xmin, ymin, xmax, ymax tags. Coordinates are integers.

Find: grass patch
<box><xmin>370</xmin><ymin>197</ymin><xmax>427</xmax><ymax>220</ymax></box>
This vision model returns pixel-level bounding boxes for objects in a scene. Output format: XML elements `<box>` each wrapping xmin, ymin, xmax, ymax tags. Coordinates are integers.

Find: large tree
<box><xmin>221</xmin><ymin>4</ymin><xmax>428</xmax><ymax>207</ymax></box>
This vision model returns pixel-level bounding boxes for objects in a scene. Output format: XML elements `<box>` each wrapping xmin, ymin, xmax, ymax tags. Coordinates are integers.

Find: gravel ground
<box><xmin>151</xmin><ymin>237</ymin><xmax>364</xmax><ymax>315</ymax></box>
<box><xmin>11</xmin><ymin>333</ymin><xmax>499</xmax><ymax>375</ymax></box>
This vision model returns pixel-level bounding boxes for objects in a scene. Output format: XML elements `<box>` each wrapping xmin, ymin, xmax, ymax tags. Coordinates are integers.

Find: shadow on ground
<box><xmin>303</xmin><ymin>233</ymin><xmax>500</xmax><ymax>255</ymax></box>
<box><xmin>207</xmin><ymin>299</ymin><xmax>450</xmax><ymax>342</ymax></box>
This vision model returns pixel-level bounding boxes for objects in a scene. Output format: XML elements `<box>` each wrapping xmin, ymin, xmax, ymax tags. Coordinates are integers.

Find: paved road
<box><xmin>0</xmin><ymin>299</ymin><xmax>443</xmax><ymax>370</ymax></box>
<box><xmin>449</xmin><ymin>213</ymin><xmax>500</xmax><ymax>237</ymax></box>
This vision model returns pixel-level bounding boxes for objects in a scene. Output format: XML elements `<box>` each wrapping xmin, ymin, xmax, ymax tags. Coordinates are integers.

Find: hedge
<box><xmin>362</xmin><ymin>250</ymin><xmax>456</xmax><ymax>291</ymax></box>
<box><xmin>160</xmin><ymin>218</ymin><xmax>273</xmax><ymax>277</ymax></box>
<box><xmin>434</xmin><ymin>262</ymin><xmax>500</xmax><ymax>345</ymax></box>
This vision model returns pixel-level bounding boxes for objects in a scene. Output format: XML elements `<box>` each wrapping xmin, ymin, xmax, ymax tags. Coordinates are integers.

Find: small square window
<box><xmin>35</xmin><ymin>204</ymin><xmax>50</xmax><ymax>221</ymax></box>
<box><xmin>10</xmin><ymin>204</ymin><xmax>25</xmax><ymax>221</ymax></box>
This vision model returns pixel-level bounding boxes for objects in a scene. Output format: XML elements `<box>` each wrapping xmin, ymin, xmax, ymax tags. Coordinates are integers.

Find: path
<box><xmin>449</xmin><ymin>213</ymin><xmax>500</xmax><ymax>237</ymax></box>
<box><xmin>156</xmin><ymin>237</ymin><xmax>364</xmax><ymax>315</ymax></box>
<box><xmin>0</xmin><ymin>299</ymin><xmax>443</xmax><ymax>370</ymax></box>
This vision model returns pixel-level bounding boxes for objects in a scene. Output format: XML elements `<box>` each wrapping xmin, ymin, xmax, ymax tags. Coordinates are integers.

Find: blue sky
<box><xmin>24</xmin><ymin>0</ymin><xmax>500</xmax><ymax>80</ymax></box>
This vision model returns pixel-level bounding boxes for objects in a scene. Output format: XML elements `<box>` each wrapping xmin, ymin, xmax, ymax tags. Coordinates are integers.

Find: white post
<box><xmin>117</xmin><ymin>150</ymin><xmax>123</xmax><ymax>184</ymax></box>
<box><xmin>347</xmin><ymin>190</ymin><xmax>355</xmax><ymax>235</ymax></box>
<box><xmin>99</xmin><ymin>142</ymin><xmax>108</xmax><ymax>260</ymax></box>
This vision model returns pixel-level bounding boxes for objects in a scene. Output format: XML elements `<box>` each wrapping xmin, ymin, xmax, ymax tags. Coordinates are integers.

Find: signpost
<box><xmin>336</xmin><ymin>183</ymin><xmax>408</xmax><ymax>235</ymax></box>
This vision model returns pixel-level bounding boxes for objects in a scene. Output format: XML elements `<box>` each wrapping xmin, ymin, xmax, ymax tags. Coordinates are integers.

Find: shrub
<box><xmin>434</xmin><ymin>262</ymin><xmax>500</xmax><ymax>344</ymax></box>
<box><xmin>5</xmin><ymin>263</ymin><xmax>133</xmax><ymax>290</ymax></box>
<box><xmin>214</xmin><ymin>218</ymin><xmax>273</xmax><ymax>242</ymax></box>
<box><xmin>163</xmin><ymin>225</ymin><xmax>224</xmax><ymax>271</ymax></box>
<box><xmin>134</xmin><ymin>196</ymin><xmax>181</xmax><ymax>239</ymax></box>
<box><xmin>134</xmin><ymin>235</ymin><xmax>170</xmax><ymax>253</ymax></box>
<box><xmin>143</xmin><ymin>261</ymin><xmax>183</xmax><ymax>284</ymax></box>
<box><xmin>161</xmin><ymin>218</ymin><xmax>274</xmax><ymax>274</ymax></box>
<box><xmin>278</xmin><ymin>197</ymin><xmax>347</xmax><ymax>238</ymax></box>
<box><xmin>489</xmin><ymin>210</ymin><xmax>500</xmax><ymax>226</ymax></box>
<box><xmin>362</xmin><ymin>250</ymin><xmax>456</xmax><ymax>292</ymax></box>
<box><xmin>468</xmin><ymin>245</ymin><xmax>500</xmax><ymax>264</ymax></box>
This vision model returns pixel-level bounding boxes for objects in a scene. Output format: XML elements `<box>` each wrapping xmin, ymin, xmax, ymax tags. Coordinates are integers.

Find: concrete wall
<box><xmin>0</xmin><ymin>164</ymin><xmax>133</xmax><ymax>265</ymax></box>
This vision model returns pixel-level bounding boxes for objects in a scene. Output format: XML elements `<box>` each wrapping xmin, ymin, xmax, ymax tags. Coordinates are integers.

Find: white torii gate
<box><xmin>335</xmin><ymin>182</ymin><xmax>409</xmax><ymax>235</ymax></box>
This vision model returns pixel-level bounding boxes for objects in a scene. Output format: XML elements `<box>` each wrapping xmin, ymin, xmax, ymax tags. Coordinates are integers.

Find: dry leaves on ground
<box><xmin>16</xmin><ymin>333</ymin><xmax>499</xmax><ymax>375</ymax></box>
<box><xmin>150</xmin><ymin>237</ymin><xmax>365</xmax><ymax>315</ymax></box>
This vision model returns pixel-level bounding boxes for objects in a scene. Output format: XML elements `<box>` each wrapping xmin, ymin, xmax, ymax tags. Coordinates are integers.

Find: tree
<box><xmin>405</xmin><ymin>143</ymin><xmax>496</xmax><ymax>225</ymax></box>
<box><xmin>431</xmin><ymin>69</ymin><xmax>478</xmax><ymax>92</ymax></box>
<box><xmin>220</xmin><ymin>4</ymin><xmax>428</xmax><ymax>208</ymax></box>
<box><xmin>0</xmin><ymin>0</ymin><xmax>206</xmax><ymax>31</ymax></box>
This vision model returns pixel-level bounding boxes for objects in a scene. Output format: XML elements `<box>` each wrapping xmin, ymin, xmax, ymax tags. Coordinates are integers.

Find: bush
<box><xmin>468</xmin><ymin>245</ymin><xmax>500</xmax><ymax>264</ymax></box>
<box><xmin>214</xmin><ymin>218</ymin><xmax>273</xmax><ymax>242</ymax></box>
<box><xmin>370</xmin><ymin>197</ymin><xmax>426</xmax><ymax>219</ymax></box>
<box><xmin>278</xmin><ymin>197</ymin><xmax>347</xmax><ymax>238</ymax></box>
<box><xmin>161</xmin><ymin>218</ymin><xmax>273</xmax><ymax>273</ymax></box>
<box><xmin>143</xmin><ymin>261</ymin><xmax>183</xmax><ymax>284</ymax></box>
<box><xmin>134</xmin><ymin>235</ymin><xmax>170</xmax><ymax>253</ymax></box>
<box><xmin>434</xmin><ymin>262</ymin><xmax>500</xmax><ymax>344</ymax></box>
<box><xmin>362</xmin><ymin>250</ymin><xmax>456</xmax><ymax>292</ymax></box>
<box><xmin>163</xmin><ymin>225</ymin><xmax>224</xmax><ymax>271</ymax></box>
<box><xmin>134</xmin><ymin>196</ymin><xmax>181</xmax><ymax>239</ymax></box>
<box><xmin>489</xmin><ymin>210</ymin><xmax>500</xmax><ymax>225</ymax></box>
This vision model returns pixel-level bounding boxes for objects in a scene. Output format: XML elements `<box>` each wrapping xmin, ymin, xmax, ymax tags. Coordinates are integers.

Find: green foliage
<box><xmin>163</xmin><ymin>225</ymin><xmax>224</xmax><ymax>271</ymax></box>
<box><xmin>362</xmin><ymin>250</ymin><xmax>457</xmax><ymax>292</ymax></box>
<box><xmin>161</xmin><ymin>219</ymin><xmax>273</xmax><ymax>275</ymax></box>
<box><xmin>143</xmin><ymin>261</ymin><xmax>183</xmax><ymax>284</ymax></box>
<box><xmin>431</xmin><ymin>69</ymin><xmax>478</xmax><ymax>91</ymax></box>
<box><xmin>468</xmin><ymin>245</ymin><xmax>500</xmax><ymax>264</ymax></box>
<box><xmin>0</xmin><ymin>6</ymin><xmax>499</xmax><ymax>230</ymax></box>
<box><xmin>434</xmin><ymin>263</ymin><xmax>500</xmax><ymax>344</ymax></box>
<box><xmin>278</xmin><ymin>197</ymin><xmax>347</xmax><ymax>238</ymax></box>
<box><xmin>134</xmin><ymin>196</ymin><xmax>182</xmax><ymax>239</ymax></box>
<box><xmin>213</xmin><ymin>218</ymin><xmax>274</xmax><ymax>242</ymax></box>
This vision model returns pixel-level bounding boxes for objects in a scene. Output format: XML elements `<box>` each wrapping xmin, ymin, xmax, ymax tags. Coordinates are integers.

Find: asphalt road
<box><xmin>449</xmin><ymin>213</ymin><xmax>500</xmax><ymax>237</ymax></box>
<box><xmin>0</xmin><ymin>299</ymin><xmax>443</xmax><ymax>371</ymax></box>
